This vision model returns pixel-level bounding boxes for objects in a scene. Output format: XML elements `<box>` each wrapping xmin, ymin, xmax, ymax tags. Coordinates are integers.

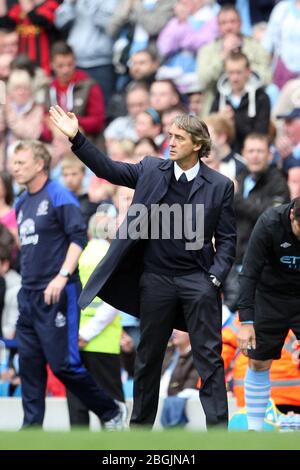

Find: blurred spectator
<box><xmin>128</xmin><ymin>48</ymin><xmax>159</xmax><ymax>84</ymax></box>
<box><xmin>217</xmin><ymin>0</ymin><xmax>276</xmax><ymax>33</ymax></box>
<box><xmin>197</xmin><ymin>4</ymin><xmax>271</xmax><ymax>117</ymax></box>
<box><xmin>61</xmin><ymin>153</ymin><xmax>98</xmax><ymax>225</ymax></box>
<box><xmin>288</xmin><ymin>166</ymin><xmax>300</xmax><ymax>199</ymax></box>
<box><xmin>160</xmin><ymin>330</ymin><xmax>199</xmax><ymax>398</ymax></box>
<box><xmin>150</xmin><ymin>79</ymin><xmax>182</xmax><ymax>113</ymax></box>
<box><xmin>158</xmin><ymin>0</ymin><xmax>219</xmax><ymax>56</ymax></box>
<box><xmin>0</xmin><ymin>227</ymin><xmax>20</xmax><ymax>340</ymax></box>
<box><xmin>205</xmin><ymin>112</ymin><xmax>246</xmax><ymax>180</ymax></box>
<box><xmin>185</xmin><ymin>82</ymin><xmax>204</xmax><ymax>116</ymax></box>
<box><xmin>160</xmin><ymin>329</ymin><xmax>199</xmax><ymax>428</ymax></box>
<box><xmin>156</xmin><ymin>0</ymin><xmax>219</xmax><ymax>93</ymax></box>
<box><xmin>11</xmin><ymin>54</ymin><xmax>50</xmax><ymax>105</ymax></box>
<box><xmin>120</xmin><ymin>329</ymin><xmax>136</xmax><ymax>385</ymax></box>
<box><xmin>226</xmin><ymin>133</ymin><xmax>289</xmax><ymax>312</ymax></box>
<box><xmin>55</xmin><ymin>0</ymin><xmax>118</xmax><ymax>107</ymax></box>
<box><xmin>133</xmin><ymin>137</ymin><xmax>161</xmax><ymax>162</ymax></box>
<box><xmin>135</xmin><ymin>107</ymin><xmax>163</xmax><ymax>146</ymax></box>
<box><xmin>0</xmin><ymin>0</ymin><xmax>60</xmax><ymax>74</ymax></box>
<box><xmin>107</xmin><ymin>49</ymin><xmax>158</xmax><ymax>123</ymax></box>
<box><xmin>276</xmin><ymin>108</ymin><xmax>300</xmax><ymax>172</ymax></box>
<box><xmin>109</xmin><ymin>0</ymin><xmax>176</xmax><ymax>74</ymax></box>
<box><xmin>272</xmin><ymin>78</ymin><xmax>300</xmax><ymax>126</ymax></box>
<box><xmin>5</xmin><ymin>69</ymin><xmax>48</xmax><ymax>146</ymax></box>
<box><xmin>67</xmin><ymin>212</ymin><xmax>124</xmax><ymax>426</ymax></box>
<box><xmin>0</xmin><ymin>52</ymin><xmax>13</xmax><ymax>81</ymax></box>
<box><xmin>0</xmin><ymin>228</ymin><xmax>21</xmax><ymax>397</ymax></box>
<box><xmin>108</xmin><ymin>139</ymin><xmax>135</xmax><ymax>163</ymax></box>
<box><xmin>43</xmin><ymin>41</ymin><xmax>105</xmax><ymax>167</ymax></box>
<box><xmin>0</xmin><ymin>171</ymin><xmax>17</xmax><ymax>242</ymax></box>
<box><xmin>0</xmin><ymin>28</ymin><xmax>18</xmax><ymax>57</ymax></box>
<box><xmin>46</xmin><ymin>41</ymin><xmax>105</xmax><ymax>139</ymax></box>
<box><xmin>211</xmin><ymin>51</ymin><xmax>270</xmax><ymax>152</ymax></box>
<box><xmin>104</xmin><ymin>81</ymin><xmax>150</xmax><ymax>144</ymax></box>
<box><xmin>235</xmin><ymin>133</ymin><xmax>289</xmax><ymax>266</ymax></box>
<box><xmin>263</xmin><ymin>0</ymin><xmax>300</xmax><ymax>89</ymax></box>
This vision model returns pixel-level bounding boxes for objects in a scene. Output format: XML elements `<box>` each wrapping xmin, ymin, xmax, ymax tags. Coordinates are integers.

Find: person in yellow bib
<box><xmin>66</xmin><ymin>209</ymin><xmax>126</xmax><ymax>428</ymax></box>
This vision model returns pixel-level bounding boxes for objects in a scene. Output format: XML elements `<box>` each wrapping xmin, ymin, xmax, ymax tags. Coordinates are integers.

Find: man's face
<box><xmin>9</xmin><ymin>84</ymin><xmax>32</xmax><ymax>106</ymax></box>
<box><xmin>243</xmin><ymin>138</ymin><xmax>270</xmax><ymax>174</ymax></box>
<box><xmin>150</xmin><ymin>82</ymin><xmax>179</xmax><ymax>112</ymax></box>
<box><xmin>290</xmin><ymin>209</ymin><xmax>300</xmax><ymax>240</ymax></box>
<box><xmin>168</xmin><ymin>123</ymin><xmax>199</xmax><ymax>166</ymax></box>
<box><xmin>129</xmin><ymin>51</ymin><xmax>157</xmax><ymax>80</ymax></box>
<box><xmin>288</xmin><ymin>167</ymin><xmax>300</xmax><ymax>199</ymax></box>
<box><xmin>62</xmin><ymin>167</ymin><xmax>84</xmax><ymax>194</ymax></box>
<box><xmin>188</xmin><ymin>92</ymin><xmax>203</xmax><ymax>116</ymax></box>
<box><xmin>218</xmin><ymin>10</ymin><xmax>241</xmax><ymax>36</ymax></box>
<box><xmin>52</xmin><ymin>54</ymin><xmax>76</xmax><ymax>85</ymax></box>
<box><xmin>135</xmin><ymin>111</ymin><xmax>160</xmax><ymax>139</ymax></box>
<box><xmin>3</xmin><ymin>31</ymin><xmax>18</xmax><ymax>57</ymax></box>
<box><xmin>126</xmin><ymin>89</ymin><xmax>150</xmax><ymax>118</ymax></box>
<box><xmin>284</xmin><ymin>117</ymin><xmax>300</xmax><ymax>146</ymax></box>
<box><xmin>12</xmin><ymin>149</ymin><xmax>42</xmax><ymax>186</ymax></box>
<box><xmin>225</xmin><ymin>58</ymin><xmax>250</xmax><ymax>93</ymax></box>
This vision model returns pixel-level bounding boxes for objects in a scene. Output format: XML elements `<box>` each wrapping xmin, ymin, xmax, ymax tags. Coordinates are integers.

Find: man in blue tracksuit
<box><xmin>12</xmin><ymin>140</ymin><xmax>126</xmax><ymax>429</ymax></box>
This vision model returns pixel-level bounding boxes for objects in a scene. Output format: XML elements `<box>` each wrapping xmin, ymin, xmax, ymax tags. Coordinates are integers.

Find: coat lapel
<box><xmin>188</xmin><ymin>160</ymin><xmax>212</xmax><ymax>201</ymax></box>
<box><xmin>146</xmin><ymin>159</ymin><xmax>174</xmax><ymax>204</ymax></box>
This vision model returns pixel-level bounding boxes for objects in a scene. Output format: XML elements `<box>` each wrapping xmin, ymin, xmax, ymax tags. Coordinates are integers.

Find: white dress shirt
<box><xmin>174</xmin><ymin>160</ymin><xmax>200</xmax><ymax>182</ymax></box>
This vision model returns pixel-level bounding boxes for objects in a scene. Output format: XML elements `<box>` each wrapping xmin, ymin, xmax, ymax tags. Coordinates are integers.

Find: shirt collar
<box><xmin>174</xmin><ymin>160</ymin><xmax>200</xmax><ymax>181</ymax></box>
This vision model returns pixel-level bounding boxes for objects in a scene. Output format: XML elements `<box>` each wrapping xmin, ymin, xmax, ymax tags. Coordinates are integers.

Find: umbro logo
<box><xmin>280</xmin><ymin>242</ymin><xmax>291</xmax><ymax>248</ymax></box>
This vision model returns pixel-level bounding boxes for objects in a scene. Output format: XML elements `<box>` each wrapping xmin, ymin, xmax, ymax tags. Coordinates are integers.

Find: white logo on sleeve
<box><xmin>55</xmin><ymin>312</ymin><xmax>66</xmax><ymax>328</ymax></box>
<box><xmin>280</xmin><ymin>242</ymin><xmax>291</xmax><ymax>248</ymax></box>
<box><xmin>36</xmin><ymin>200</ymin><xmax>49</xmax><ymax>216</ymax></box>
<box><xmin>19</xmin><ymin>218</ymin><xmax>39</xmax><ymax>246</ymax></box>
<box><xmin>17</xmin><ymin>210</ymin><xmax>23</xmax><ymax>224</ymax></box>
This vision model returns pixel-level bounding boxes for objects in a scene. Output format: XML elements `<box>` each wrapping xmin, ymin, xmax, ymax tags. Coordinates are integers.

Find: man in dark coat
<box><xmin>49</xmin><ymin>105</ymin><xmax>236</xmax><ymax>429</ymax></box>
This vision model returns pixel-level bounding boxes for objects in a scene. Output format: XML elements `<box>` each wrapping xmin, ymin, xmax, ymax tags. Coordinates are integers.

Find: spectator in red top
<box><xmin>0</xmin><ymin>0</ymin><xmax>60</xmax><ymax>74</ymax></box>
<box><xmin>45</xmin><ymin>41</ymin><xmax>105</xmax><ymax>141</ymax></box>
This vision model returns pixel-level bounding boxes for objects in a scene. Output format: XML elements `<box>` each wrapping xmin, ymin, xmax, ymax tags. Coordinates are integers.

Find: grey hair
<box><xmin>172</xmin><ymin>114</ymin><xmax>212</xmax><ymax>158</ymax></box>
<box><xmin>14</xmin><ymin>140</ymin><xmax>52</xmax><ymax>175</ymax></box>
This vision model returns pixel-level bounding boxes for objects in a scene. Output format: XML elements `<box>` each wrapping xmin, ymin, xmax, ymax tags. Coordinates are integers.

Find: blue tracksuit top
<box><xmin>16</xmin><ymin>179</ymin><xmax>87</xmax><ymax>290</ymax></box>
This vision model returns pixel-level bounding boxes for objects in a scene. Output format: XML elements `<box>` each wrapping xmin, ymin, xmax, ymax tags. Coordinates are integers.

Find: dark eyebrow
<box><xmin>169</xmin><ymin>132</ymin><xmax>184</xmax><ymax>138</ymax></box>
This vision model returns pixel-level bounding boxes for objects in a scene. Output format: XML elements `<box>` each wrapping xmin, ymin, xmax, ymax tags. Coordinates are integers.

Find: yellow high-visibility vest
<box><xmin>79</xmin><ymin>239</ymin><xmax>121</xmax><ymax>354</ymax></box>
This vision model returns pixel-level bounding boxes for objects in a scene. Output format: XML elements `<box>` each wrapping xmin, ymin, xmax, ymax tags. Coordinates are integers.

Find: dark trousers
<box><xmin>67</xmin><ymin>351</ymin><xmax>124</xmax><ymax>426</ymax></box>
<box><xmin>16</xmin><ymin>284</ymin><xmax>118</xmax><ymax>427</ymax></box>
<box><xmin>130</xmin><ymin>271</ymin><xmax>228</xmax><ymax>428</ymax></box>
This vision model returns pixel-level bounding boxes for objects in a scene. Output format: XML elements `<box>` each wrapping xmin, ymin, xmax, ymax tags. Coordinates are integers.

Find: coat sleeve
<box><xmin>71</xmin><ymin>132</ymin><xmax>143</xmax><ymax>188</ymax></box>
<box><xmin>209</xmin><ymin>180</ymin><xmax>236</xmax><ymax>283</ymax></box>
<box><xmin>238</xmin><ymin>211</ymin><xmax>273</xmax><ymax>322</ymax></box>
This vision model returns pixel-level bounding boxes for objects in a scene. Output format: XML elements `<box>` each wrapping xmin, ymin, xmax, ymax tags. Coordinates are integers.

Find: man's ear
<box><xmin>290</xmin><ymin>208</ymin><xmax>294</xmax><ymax>222</ymax></box>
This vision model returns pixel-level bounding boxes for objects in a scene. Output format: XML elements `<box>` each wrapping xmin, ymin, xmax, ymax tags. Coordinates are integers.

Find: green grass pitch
<box><xmin>0</xmin><ymin>429</ymin><xmax>299</xmax><ymax>450</ymax></box>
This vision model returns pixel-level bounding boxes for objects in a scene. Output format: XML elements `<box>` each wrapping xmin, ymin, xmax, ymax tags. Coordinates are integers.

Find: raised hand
<box><xmin>49</xmin><ymin>105</ymin><xmax>79</xmax><ymax>139</ymax></box>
